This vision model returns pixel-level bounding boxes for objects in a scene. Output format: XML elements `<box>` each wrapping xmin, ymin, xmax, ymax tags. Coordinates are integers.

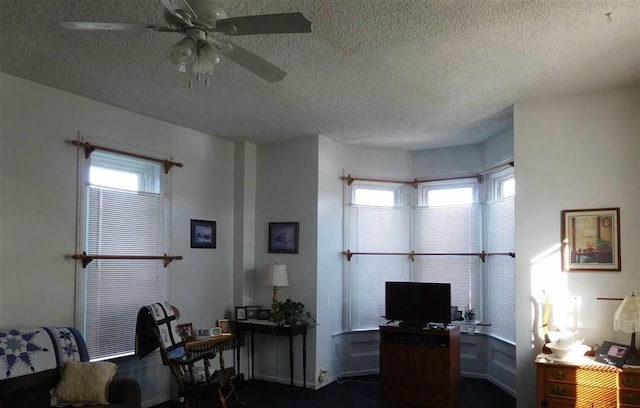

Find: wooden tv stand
<box><xmin>379</xmin><ymin>325</ymin><xmax>460</xmax><ymax>407</ymax></box>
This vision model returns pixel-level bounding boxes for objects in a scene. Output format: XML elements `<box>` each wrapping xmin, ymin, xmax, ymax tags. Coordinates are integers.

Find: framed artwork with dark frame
<box><xmin>257</xmin><ymin>309</ymin><xmax>271</xmax><ymax>320</ymax></box>
<box><xmin>177</xmin><ymin>322</ymin><xmax>194</xmax><ymax>342</ymax></box>
<box><xmin>246</xmin><ymin>306</ymin><xmax>261</xmax><ymax>320</ymax></box>
<box><xmin>561</xmin><ymin>207</ymin><xmax>621</xmax><ymax>271</ymax></box>
<box><xmin>594</xmin><ymin>341</ymin><xmax>629</xmax><ymax>368</ymax></box>
<box><xmin>268</xmin><ymin>222</ymin><xmax>299</xmax><ymax>254</ymax></box>
<box><xmin>235</xmin><ymin>306</ymin><xmax>247</xmax><ymax>321</ymax></box>
<box><xmin>190</xmin><ymin>219</ymin><xmax>216</xmax><ymax>248</ymax></box>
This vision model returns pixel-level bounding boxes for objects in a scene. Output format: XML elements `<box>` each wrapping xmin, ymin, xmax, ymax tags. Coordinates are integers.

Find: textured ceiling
<box><xmin>1</xmin><ymin>1</ymin><xmax>638</xmax><ymax>150</ymax></box>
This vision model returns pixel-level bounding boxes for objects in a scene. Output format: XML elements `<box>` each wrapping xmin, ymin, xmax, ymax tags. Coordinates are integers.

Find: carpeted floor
<box><xmin>152</xmin><ymin>374</ymin><xmax>516</xmax><ymax>407</ymax></box>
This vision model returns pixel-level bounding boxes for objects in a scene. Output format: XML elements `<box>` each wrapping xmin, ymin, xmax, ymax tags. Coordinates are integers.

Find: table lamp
<box><xmin>266</xmin><ymin>263</ymin><xmax>288</xmax><ymax>303</ymax></box>
<box><xmin>614</xmin><ymin>292</ymin><xmax>640</xmax><ymax>364</ymax></box>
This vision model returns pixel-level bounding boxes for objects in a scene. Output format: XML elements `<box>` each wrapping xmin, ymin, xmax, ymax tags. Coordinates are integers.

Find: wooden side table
<box><xmin>235</xmin><ymin>320</ymin><xmax>308</xmax><ymax>388</ymax></box>
<box><xmin>186</xmin><ymin>334</ymin><xmax>235</xmax><ymax>369</ymax></box>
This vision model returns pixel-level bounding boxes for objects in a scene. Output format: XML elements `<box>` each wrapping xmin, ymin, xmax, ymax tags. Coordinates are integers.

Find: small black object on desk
<box><xmin>235</xmin><ymin>320</ymin><xmax>308</xmax><ymax>389</ymax></box>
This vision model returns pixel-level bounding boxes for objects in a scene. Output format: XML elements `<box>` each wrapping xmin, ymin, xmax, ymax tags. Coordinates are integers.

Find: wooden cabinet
<box><xmin>380</xmin><ymin>325</ymin><xmax>460</xmax><ymax>407</ymax></box>
<box><xmin>536</xmin><ymin>355</ymin><xmax>640</xmax><ymax>407</ymax></box>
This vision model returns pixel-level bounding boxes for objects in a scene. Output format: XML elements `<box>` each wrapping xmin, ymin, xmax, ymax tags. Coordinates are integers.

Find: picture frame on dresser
<box><xmin>595</xmin><ymin>341</ymin><xmax>629</xmax><ymax>368</ymax></box>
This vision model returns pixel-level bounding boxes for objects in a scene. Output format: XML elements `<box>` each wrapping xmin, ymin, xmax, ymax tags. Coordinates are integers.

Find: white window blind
<box><xmin>413</xmin><ymin>204</ymin><xmax>482</xmax><ymax>313</ymax></box>
<box><xmin>347</xmin><ymin>183</ymin><xmax>410</xmax><ymax>330</ymax></box>
<box><xmin>486</xmin><ymin>196</ymin><xmax>516</xmax><ymax>342</ymax></box>
<box><xmin>80</xmin><ymin>151</ymin><xmax>168</xmax><ymax>360</ymax></box>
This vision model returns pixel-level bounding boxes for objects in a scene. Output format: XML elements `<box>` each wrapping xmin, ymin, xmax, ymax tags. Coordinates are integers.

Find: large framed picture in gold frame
<box><xmin>561</xmin><ymin>207</ymin><xmax>621</xmax><ymax>271</ymax></box>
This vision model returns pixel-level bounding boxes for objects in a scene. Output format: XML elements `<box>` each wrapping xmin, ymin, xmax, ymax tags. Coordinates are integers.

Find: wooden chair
<box><xmin>136</xmin><ymin>303</ymin><xmax>244</xmax><ymax>408</ymax></box>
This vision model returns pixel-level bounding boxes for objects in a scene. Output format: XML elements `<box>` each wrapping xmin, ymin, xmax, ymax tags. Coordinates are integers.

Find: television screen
<box><xmin>384</xmin><ymin>281</ymin><xmax>451</xmax><ymax>325</ymax></box>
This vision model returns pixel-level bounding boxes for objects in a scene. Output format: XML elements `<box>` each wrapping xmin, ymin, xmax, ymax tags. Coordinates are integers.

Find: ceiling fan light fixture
<box><xmin>198</xmin><ymin>42</ymin><xmax>221</xmax><ymax>75</ymax></box>
<box><xmin>169</xmin><ymin>37</ymin><xmax>197</xmax><ymax>68</ymax></box>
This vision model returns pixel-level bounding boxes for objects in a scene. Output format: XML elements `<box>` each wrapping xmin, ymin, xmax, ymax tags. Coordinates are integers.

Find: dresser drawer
<box><xmin>545</xmin><ymin>381</ymin><xmax>617</xmax><ymax>402</ymax></box>
<box><xmin>620</xmin><ymin>388</ymin><xmax>640</xmax><ymax>406</ymax></box>
<box><xmin>542</xmin><ymin>397</ymin><xmax>594</xmax><ymax>408</ymax></box>
<box><xmin>621</xmin><ymin>373</ymin><xmax>640</xmax><ymax>390</ymax></box>
<box><xmin>544</xmin><ymin>366</ymin><xmax>617</xmax><ymax>387</ymax></box>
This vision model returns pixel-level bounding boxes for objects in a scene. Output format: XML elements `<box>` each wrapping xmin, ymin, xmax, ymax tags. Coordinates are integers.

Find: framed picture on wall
<box><xmin>190</xmin><ymin>219</ymin><xmax>216</xmax><ymax>248</ymax></box>
<box><xmin>268</xmin><ymin>222</ymin><xmax>299</xmax><ymax>254</ymax></box>
<box><xmin>561</xmin><ymin>208</ymin><xmax>621</xmax><ymax>271</ymax></box>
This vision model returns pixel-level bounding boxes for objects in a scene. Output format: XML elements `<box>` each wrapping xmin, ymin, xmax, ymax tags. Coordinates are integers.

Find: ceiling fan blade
<box><xmin>214</xmin><ymin>13</ymin><xmax>311</xmax><ymax>36</ymax></box>
<box><xmin>59</xmin><ymin>21</ymin><xmax>177</xmax><ymax>32</ymax></box>
<box><xmin>215</xmin><ymin>39</ymin><xmax>286</xmax><ymax>83</ymax></box>
<box><xmin>159</xmin><ymin>0</ymin><xmax>197</xmax><ymax>23</ymax></box>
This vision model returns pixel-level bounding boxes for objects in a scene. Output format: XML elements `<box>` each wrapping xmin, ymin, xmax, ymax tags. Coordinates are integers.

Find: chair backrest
<box><xmin>135</xmin><ymin>302</ymin><xmax>194</xmax><ymax>389</ymax></box>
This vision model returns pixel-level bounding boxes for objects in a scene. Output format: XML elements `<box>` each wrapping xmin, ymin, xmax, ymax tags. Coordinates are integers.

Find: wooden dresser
<box><xmin>380</xmin><ymin>325</ymin><xmax>460</xmax><ymax>407</ymax></box>
<box><xmin>536</xmin><ymin>354</ymin><xmax>640</xmax><ymax>407</ymax></box>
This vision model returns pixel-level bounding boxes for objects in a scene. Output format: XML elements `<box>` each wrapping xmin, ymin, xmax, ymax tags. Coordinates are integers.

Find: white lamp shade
<box><xmin>614</xmin><ymin>296</ymin><xmax>640</xmax><ymax>333</ymax></box>
<box><xmin>266</xmin><ymin>264</ymin><xmax>288</xmax><ymax>287</ymax></box>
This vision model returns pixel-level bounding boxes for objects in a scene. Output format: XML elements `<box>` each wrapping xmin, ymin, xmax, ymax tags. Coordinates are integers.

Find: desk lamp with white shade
<box><xmin>266</xmin><ymin>263</ymin><xmax>288</xmax><ymax>303</ymax></box>
<box><xmin>614</xmin><ymin>292</ymin><xmax>640</xmax><ymax>365</ymax></box>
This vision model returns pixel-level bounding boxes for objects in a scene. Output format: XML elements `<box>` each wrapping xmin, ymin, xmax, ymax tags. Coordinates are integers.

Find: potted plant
<box><xmin>464</xmin><ymin>305</ymin><xmax>476</xmax><ymax>322</ymax></box>
<box><xmin>270</xmin><ymin>298</ymin><xmax>316</xmax><ymax>326</ymax></box>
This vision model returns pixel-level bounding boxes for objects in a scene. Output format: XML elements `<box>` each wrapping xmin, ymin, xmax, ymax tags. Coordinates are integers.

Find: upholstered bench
<box><xmin>0</xmin><ymin>327</ymin><xmax>140</xmax><ymax>407</ymax></box>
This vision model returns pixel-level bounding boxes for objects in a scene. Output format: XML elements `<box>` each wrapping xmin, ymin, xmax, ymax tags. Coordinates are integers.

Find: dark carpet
<box><xmin>152</xmin><ymin>374</ymin><xmax>516</xmax><ymax>407</ymax></box>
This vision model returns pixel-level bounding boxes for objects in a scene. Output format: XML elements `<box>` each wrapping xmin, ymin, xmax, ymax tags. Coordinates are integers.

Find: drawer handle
<box><xmin>551</xmin><ymin>370</ymin><xmax>566</xmax><ymax>380</ymax></box>
<box><xmin>551</xmin><ymin>385</ymin><xmax>565</xmax><ymax>395</ymax></box>
<box><xmin>624</xmin><ymin>377</ymin><xmax>640</xmax><ymax>387</ymax></box>
<box><xmin>623</xmin><ymin>393</ymin><xmax>640</xmax><ymax>404</ymax></box>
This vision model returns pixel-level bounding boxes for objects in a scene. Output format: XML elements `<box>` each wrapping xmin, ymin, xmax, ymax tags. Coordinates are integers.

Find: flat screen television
<box><xmin>384</xmin><ymin>281</ymin><xmax>451</xmax><ymax>326</ymax></box>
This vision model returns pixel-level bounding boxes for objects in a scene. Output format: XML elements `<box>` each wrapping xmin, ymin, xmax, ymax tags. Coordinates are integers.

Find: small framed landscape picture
<box><xmin>197</xmin><ymin>328</ymin><xmax>210</xmax><ymax>339</ymax></box>
<box><xmin>594</xmin><ymin>341</ymin><xmax>629</xmax><ymax>368</ymax></box>
<box><xmin>257</xmin><ymin>309</ymin><xmax>271</xmax><ymax>320</ymax></box>
<box><xmin>235</xmin><ymin>306</ymin><xmax>247</xmax><ymax>321</ymax></box>
<box><xmin>246</xmin><ymin>306</ymin><xmax>261</xmax><ymax>320</ymax></box>
<box><xmin>190</xmin><ymin>219</ymin><xmax>216</xmax><ymax>249</ymax></box>
<box><xmin>268</xmin><ymin>222</ymin><xmax>299</xmax><ymax>254</ymax></box>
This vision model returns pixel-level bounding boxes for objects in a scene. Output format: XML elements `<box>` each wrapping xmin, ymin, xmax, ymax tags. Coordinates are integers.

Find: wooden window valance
<box><xmin>71</xmin><ymin>140</ymin><xmax>183</xmax><ymax>174</ymax></box>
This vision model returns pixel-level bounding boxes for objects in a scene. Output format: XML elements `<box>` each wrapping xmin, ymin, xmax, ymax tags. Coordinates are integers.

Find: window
<box><xmin>77</xmin><ymin>150</ymin><xmax>169</xmax><ymax>360</ymax></box>
<box><xmin>345</xmin><ymin>173</ymin><xmax>515</xmax><ymax>338</ymax></box>
<box><xmin>415</xmin><ymin>180</ymin><xmax>481</xmax><ymax>316</ymax></box>
<box><xmin>485</xmin><ymin>169</ymin><xmax>515</xmax><ymax>342</ymax></box>
<box><xmin>346</xmin><ymin>182</ymin><xmax>411</xmax><ymax>330</ymax></box>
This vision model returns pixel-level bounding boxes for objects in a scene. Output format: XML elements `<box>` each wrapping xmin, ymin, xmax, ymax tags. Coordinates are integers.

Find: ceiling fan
<box><xmin>59</xmin><ymin>0</ymin><xmax>311</xmax><ymax>84</ymax></box>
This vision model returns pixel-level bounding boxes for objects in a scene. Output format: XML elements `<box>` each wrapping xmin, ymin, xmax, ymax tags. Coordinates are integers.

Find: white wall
<box><xmin>233</xmin><ymin>142</ymin><xmax>257</xmax><ymax>306</ymax></box>
<box><xmin>251</xmin><ymin>136</ymin><xmax>319</xmax><ymax>385</ymax></box>
<box><xmin>514</xmin><ymin>87</ymin><xmax>640</xmax><ymax>408</ymax></box>
<box><xmin>413</xmin><ymin>144</ymin><xmax>484</xmax><ymax>178</ymax></box>
<box><xmin>316</xmin><ymin>136</ymin><xmax>344</xmax><ymax>385</ymax></box>
<box><xmin>0</xmin><ymin>73</ymin><xmax>237</xmax><ymax>406</ymax></box>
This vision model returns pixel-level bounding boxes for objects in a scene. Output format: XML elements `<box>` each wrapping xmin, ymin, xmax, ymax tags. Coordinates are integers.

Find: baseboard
<box><xmin>335</xmin><ymin>368</ymin><xmax>379</xmax><ymax>378</ymax></box>
<box><xmin>486</xmin><ymin>375</ymin><xmax>516</xmax><ymax>398</ymax></box>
